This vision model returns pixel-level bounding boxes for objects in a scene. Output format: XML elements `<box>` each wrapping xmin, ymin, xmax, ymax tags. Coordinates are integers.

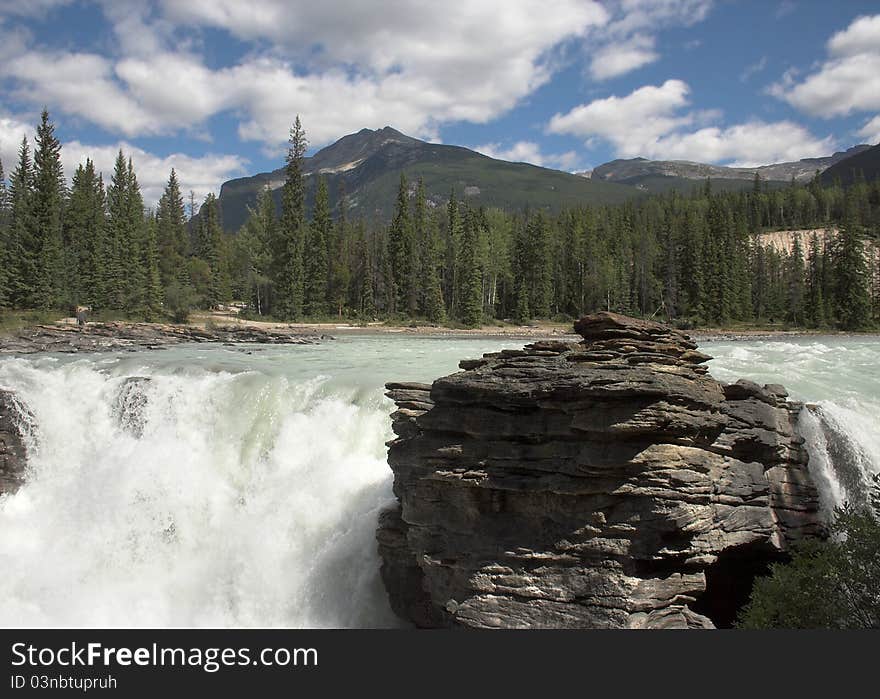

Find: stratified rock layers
<box><xmin>378</xmin><ymin>313</ymin><xmax>822</xmax><ymax>628</ymax></box>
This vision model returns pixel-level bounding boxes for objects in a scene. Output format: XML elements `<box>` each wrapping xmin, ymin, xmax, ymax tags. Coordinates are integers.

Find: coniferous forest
<box><xmin>1</xmin><ymin>111</ymin><xmax>879</xmax><ymax>330</ymax></box>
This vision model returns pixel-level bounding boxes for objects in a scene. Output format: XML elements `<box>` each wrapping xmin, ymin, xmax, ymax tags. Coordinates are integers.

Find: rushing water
<box><xmin>0</xmin><ymin>334</ymin><xmax>878</xmax><ymax>627</ymax></box>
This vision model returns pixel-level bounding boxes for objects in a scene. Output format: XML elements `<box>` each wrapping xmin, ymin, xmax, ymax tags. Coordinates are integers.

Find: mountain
<box><xmin>216</xmin><ymin>127</ymin><xmax>637</xmax><ymax>231</ymax></box>
<box><xmin>820</xmin><ymin>143</ymin><xmax>880</xmax><ymax>186</ymax></box>
<box><xmin>590</xmin><ymin>145</ymin><xmax>871</xmax><ymax>193</ymax></box>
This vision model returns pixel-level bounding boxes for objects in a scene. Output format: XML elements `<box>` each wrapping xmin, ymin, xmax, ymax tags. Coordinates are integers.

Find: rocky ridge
<box><xmin>378</xmin><ymin>312</ymin><xmax>823</xmax><ymax>628</ymax></box>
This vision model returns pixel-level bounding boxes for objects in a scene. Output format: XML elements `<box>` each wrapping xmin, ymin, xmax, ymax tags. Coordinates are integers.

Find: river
<box><xmin>0</xmin><ymin>335</ymin><xmax>877</xmax><ymax>627</ymax></box>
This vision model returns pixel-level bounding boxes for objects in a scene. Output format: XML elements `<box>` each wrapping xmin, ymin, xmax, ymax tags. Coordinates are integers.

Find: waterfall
<box><xmin>0</xmin><ymin>356</ymin><xmax>401</xmax><ymax>628</ymax></box>
<box><xmin>799</xmin><ymin>402</ymin><xmax>880</xmax><ymax>518</ymax></box>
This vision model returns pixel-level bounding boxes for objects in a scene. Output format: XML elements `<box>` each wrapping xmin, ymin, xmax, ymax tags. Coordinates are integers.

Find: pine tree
<box><xmin>458</xmin><ymin>208</ymin><xmax>482</xmax><ymax>327</ymax></box>
<box><xmin>156</xmin><ymin>169</ymin><xmax>188</xmax><ymax>289</ymax></box>
<box><xmin>142</xmin><ymin>212</ymin><xmax>163</xmax><ymax>319</ymax></box>
<box><xmin>327</xmin><ymin>181</ymin><xmax>351</xmax><ymax>317</ymax></box>
<box><xmin>0</xmin><ymin>157</ymin><xmax>8</xmax><ymax>308</ymax></box>
<box><xmin>8</xmin><ymin>137</ymin><xmax>36</xmax><ymax>308</ymax></box>
<box><xmin>196</xmin><ymin>193</ymin><xmax>225</xmax><ymax>308</ymax></box>
<box><xmin>804</xmin><ymin>233</ymin><xmax>825</xmax><ymax>328</ymax></box>
<box><xmin>32</xmin><ymin>109</ymin><xmax>66</xmax><ymax>309</ymax></box>
<box><xmin>388</xmin><ymin>173</ymin><xmax>413</xmax><ymax>315</ymax></box>
<box><xmin>276</xmin><ymin>116</ymin><xmax>307</xmax><ymax>319</ymax></box>
<box><xmin>833</xmin><ymin>195</ymin><xmax>871</xmax><ymax>330</ymax></box>
<box><xmin>785</xmin><ymin>236</ymin><xmax>806</xmax><ymax>325</ymax></box>
<box><xmin>444</xmin><ymin>190</ymin><xmax>461</xmax><ymax>315</ymax></box>
<box><xmin>64</xmin><ymin>159</ymin><xmax>107</xmax><ymax>308</ymax></box>
<box><xmin>304</xmin><ymin>176</ymin><xmax>330</xmax><ymax>316</ymax></box>
<box><xmin>416</xmin><ymin>180</ymin><xmax>445</xmax><ymax>323</ymax></box>
<box><xmin>105</xmin><ymin>151</ymin><xmax>129</xmax><ymax>310</ymax></box>
<box><xmin>243</xmin><ymin>185</ymin><xmax>276</xmax><ymax>315</ymax></box>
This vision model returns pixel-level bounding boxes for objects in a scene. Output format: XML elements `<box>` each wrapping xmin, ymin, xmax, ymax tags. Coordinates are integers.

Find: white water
<box><xmin>705</xmin><ymin>337</ymin><xmax>880</xmax><ymax>515</ymax></box>
<box><xmin>0</xmin><ymin>334</ymin><xmax>877</xmax><ymax>627</ymax></box>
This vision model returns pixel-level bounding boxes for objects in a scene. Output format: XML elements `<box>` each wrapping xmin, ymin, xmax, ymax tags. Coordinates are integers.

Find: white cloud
<box><xmin>771</xmin><ymin>14</ymin><xmax>880</xmax><ymax>118</ymax></box>
<box><xmin>590</xmin><ymin>34</ymin><xmax>658</xmax><ymax>80</ymax></box>
<box><xmin>583</xmin><ymin>1</ymin><xmax>714</xmax><ymax>80</ymax></box>
<box><xmin>0</xmin><ymin>112</ymin><xmax>245</xmax><ymax>205</ymax></box>
<box><xmin>548</xmin><ymin>79</ymin><xmax>835</xmax><ymax>165</ymax></box>
<box><xmin>858</xmin><ymin>115</ymin><xmax>880</xmax><ymax>145</ymax></box>
<box><xmin>740</xmin><ymin>56</ymin><xmax>767</xmax><ymax>83</ymax></box>
<box><xmin>606</xmin><ymin>0</ymin><xmax>713</xmax><ymax>37</ymax></box>
<box><xmin>474</xmin><ymin>141</ymin><xmax>579</xmax><ymax>171</ymax></box>
<box><xmin>1</xmin><ymin>1</ymin><xmax>610</xmax><ymax>151</ymax></box>
<box><xmin>64</xmin><ymin>142</ymin><xmax>247</xmax><ymax>206</ymax></box>
<box><xmin>549</xmin><ymin>79</ymin><xmax>693</xmax><ymax>155</ymax></box>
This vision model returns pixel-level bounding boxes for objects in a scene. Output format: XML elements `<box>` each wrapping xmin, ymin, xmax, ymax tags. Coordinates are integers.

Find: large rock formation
<box><xmin>378</xmin><ymin>313</ymin><xmax>823</xmax><ymax>628</ymax></box>
<box><xmin>0</xmin><ymin>390</ymin><xmax>29</xmax><ymax>497</ymax></box>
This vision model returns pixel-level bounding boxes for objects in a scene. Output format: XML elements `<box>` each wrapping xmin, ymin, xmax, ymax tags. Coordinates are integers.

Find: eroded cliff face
<box><xmin>378</xmin><ymin>313</ymin><xmax>823</xmax><ymax>629</ymax></box>
<box><xmin>0</xmin><ymin>390</ymin><xmax>29</xmax><ymax>497</ymax></box>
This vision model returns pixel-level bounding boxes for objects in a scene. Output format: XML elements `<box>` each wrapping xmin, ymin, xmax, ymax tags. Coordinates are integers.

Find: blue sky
<box><xmin>1</xmin><ymin>0</ymin><xmax>879</xmax><ymax>204</ymax></box>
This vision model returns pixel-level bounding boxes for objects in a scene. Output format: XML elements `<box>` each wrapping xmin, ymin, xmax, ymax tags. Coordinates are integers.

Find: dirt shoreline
<box><xmin>1</xmin><ymin>313</ymin><xmax>877</xmax><ymax>354</ymax></box>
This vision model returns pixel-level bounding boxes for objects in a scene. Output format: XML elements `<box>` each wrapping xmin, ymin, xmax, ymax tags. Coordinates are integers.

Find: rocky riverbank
<box><xmin>0</xmin><ymin>321</ymin><xmax>330</xmax><ymax>354</ymax></box>
<box><xmin>378</xmin><ymin>312</ymin><xmax>823</xmax><ymax>629</ymax></box>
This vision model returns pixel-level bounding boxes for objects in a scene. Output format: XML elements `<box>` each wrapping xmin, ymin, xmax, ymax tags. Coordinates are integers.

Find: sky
<box><xmin>1</xmin><ymin>0</ymin><xmax>879</xmax><ymax>205</ymax></box>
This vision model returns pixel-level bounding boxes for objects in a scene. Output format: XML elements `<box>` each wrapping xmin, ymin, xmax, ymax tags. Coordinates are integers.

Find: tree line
<box><xmin>1</xmin><ymin>111</ymin><xmax>878</xmax><ymax>329</ymax></box>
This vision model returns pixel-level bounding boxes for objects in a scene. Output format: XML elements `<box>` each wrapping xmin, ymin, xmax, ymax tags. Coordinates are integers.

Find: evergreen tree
<box><xmin>32</xmin><ymin>109</ymin><xmax>66</xmax><ymax>309</ymax></box>
<box><xmin>8</xmin><ymin>137</ymin><xmax>37</xmax><ymax>308</ymax></box>
<box><xmin>388</xmin><ymin>173</ymin><xmax>414</xmax><ymax>315</ymax></box>
<box><xmin>805</xmin><ymin>233</ymin><xmax>826</xmax><ymax>328</ymax></box>
<box><xmin>327</xmin><ymin>181</ymin><xmax>351</xmax><ymax>317</ymax></box>
<box><xmin>196</xmin><ymin>193</ymin><xmax>225</xmax><ymax>308</ymax></box>
<box><xmin>141</xmin><ymin>212</ymin><xmax>163</xmax><ymax>319</ymax></box>
<box><xmin>64</xmin><ymin>159</ymin><xmax>107</xmax><ymax>308</ymax></box>
<box><xmin>458</xmin><ymin>208</ymin><xmax>482</xmax><ymax>327</ymax></box>
<box><xmin>276</xmin><ymin>116</ymin><xmax>307</xmax><ymax>319</ymax></box>
<box><xmin>304</xmin><ymin>176</ymin><xmax>330</xmax><ymax>316</ymax></box>
<box><xmin>833</xmin><ymin>195</ymin><xmax>872</xmax><ymax>330</ymax></box>
<box><xmin>785</xmin><ymin>236</ymin><xmax>806</xmax><ymax>325</ymax></box>
<box><xmin>156</xmin><ymin>169</ymin><xmax>189</xmax><ymax>289</ymax></box>
<box><xmin>0</xmin><ymin>157</ymin><xmax>8</xmax><ymax>308</ymax></box>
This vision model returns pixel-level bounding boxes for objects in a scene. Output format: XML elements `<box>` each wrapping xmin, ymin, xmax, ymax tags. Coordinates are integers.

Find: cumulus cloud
<box><xmin>1</xmin><ymin>1</ymin><xmax>609</xmax><ymax>151</ymax></box>
<box><xmin>548</xmin><ymin>79</ymin><xmax>834</xmax><ymax>165</ymax></box>
<box><xmin>584</xmin><ymin>0</ymin><xmax>714</xmax><ymax>80</ymax></box>
<box><xmin>473</xmin><ymin>141</ymin><xmax>580</xmax><ymax>171</ymax></box>
<box><xmin>589</xmin><ymin>34</ymin><xmax>658</xmax><ymax>80</ymax></box>
<box><xmin>0</xmin><ymin>113</ymin><xmax>246</xmax><ymax>206</ymax></box>
<box><xmin>770</xmin><ymin>14</ymin><xmax>880</xmax><ymax>118</ymax></box>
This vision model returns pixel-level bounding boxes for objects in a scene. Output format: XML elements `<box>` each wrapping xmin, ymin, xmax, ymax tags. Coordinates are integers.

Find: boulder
<box><xmin>377</xmin><ymin>312</ymin><xmax>823</xmax><ymax>628</ymax></box>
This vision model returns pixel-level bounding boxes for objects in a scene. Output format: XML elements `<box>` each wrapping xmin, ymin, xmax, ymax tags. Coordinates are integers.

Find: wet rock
<box><xmin>377</xmin><ymin>312</ymin><xmax>823</xmax><ymax>629</ymax></box>
<box><xmin>0</xmin><ymin>390</ymin><xmax>30</xmax><ymax>497</ymax></box>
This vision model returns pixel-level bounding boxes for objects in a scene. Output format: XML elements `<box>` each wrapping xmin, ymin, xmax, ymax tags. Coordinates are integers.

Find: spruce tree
<box><xmin>106</xmin><ymin>151</ymin><xmax>131</xmax><ymax>310</ymax></box>
<box><xmin>276</xmin><ymin>116</ymin><xmax>307</xmax><ymax>319</ymax></box>
<box><xmin>0</xmin><ymin>157</ymin><xmax>8</xmax><ymax>308</ymax></box>
<box><xmin>388</xmin><ymin>172</ymin><xmax>413</xmax><ymax>315</ymax></box>
<box><xmin>833</xmin><ymin>195</ymin><xmax>871</xmax><ymax>330</ymax></box>
<box><xmin>32</xmin><ymin>109</ymin><xmax>66</xmax><ymax>309</ymax></box>
<box><xmin>142</xmin><ymin>213</ymin><xmax>163</xmax><ymax>319</ymax></box>
<box><xmin>805</xmin><ymin>233</ymin><xmax>825</xmax><ymax>328</ymax></box>
<box><xmin>64</xmin><ymin>159</ymin><xmax>107</xmax><ymax>308</ymax></box>
<box><xmin>8</xmin><ymin>137</ymin><xmax>36</xmax><ymax>308</ymax></box>
<box><xmin>304</xmin><ymin>176</ymin><xmax>330</xmax><ymax>316</ymax></box>
<box><xmin>458</xmin><ymin>208</ymin><xmax>482</xmax><ymax>327</ymax></box>
<box><xmin>156</xmin><ymin>169</ymin><xmax>188</xmax><ymax>289</ymax></box>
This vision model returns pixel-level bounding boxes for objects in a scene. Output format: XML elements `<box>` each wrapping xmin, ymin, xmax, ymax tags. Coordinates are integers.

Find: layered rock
<box><xmin>378</xmin><ymin>312</ymin><xmax>822</xmax><ymax>629</ymax></box>
<box><xmin>0</xmin><ymin>390</ymin><xmax>29</xmax><ymax>497</ymax></box>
